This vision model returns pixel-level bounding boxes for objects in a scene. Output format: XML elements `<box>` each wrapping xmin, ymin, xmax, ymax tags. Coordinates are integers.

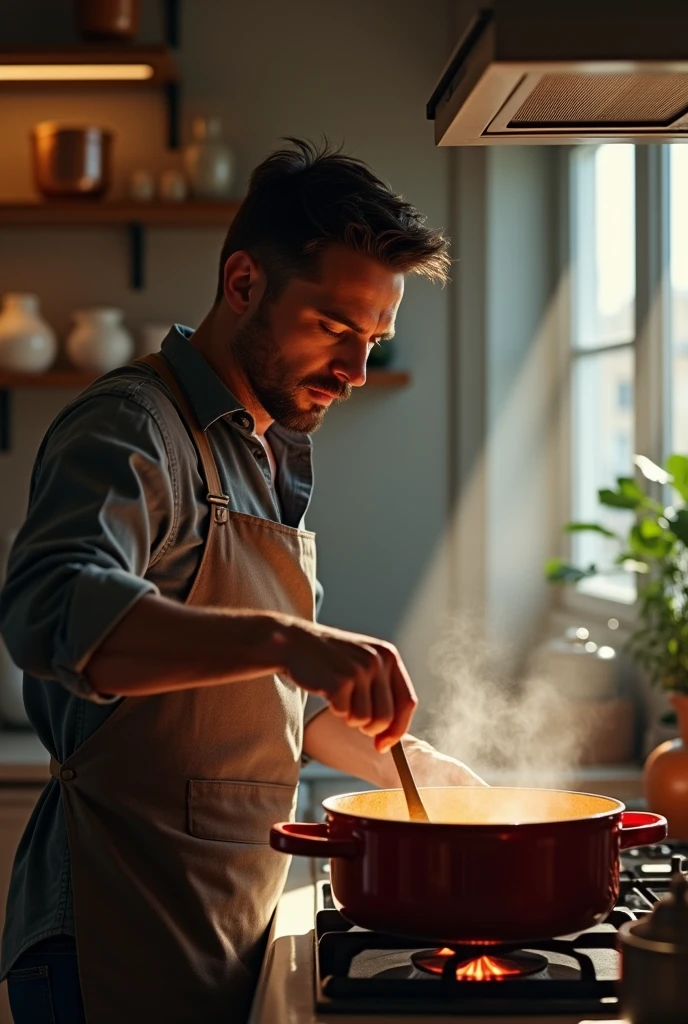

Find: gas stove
<box><xmin>311</xmin><ymin>842</ymin><xmax>687</xmax><ymax>1018</ymax></box>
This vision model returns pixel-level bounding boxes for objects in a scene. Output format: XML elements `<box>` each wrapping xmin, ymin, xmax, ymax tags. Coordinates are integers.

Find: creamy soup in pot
<box><xmin>324</xmin><ymin>787</ymin><xmax>622</xmax><ymax>825</ymax></box>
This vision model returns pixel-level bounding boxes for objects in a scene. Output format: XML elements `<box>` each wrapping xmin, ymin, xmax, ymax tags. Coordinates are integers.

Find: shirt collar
<box><xmin>160</xmin><ymin>323</ymin><xmax>312</xmax><ymax>450</ymax></box>
<box><xmin>161</xmin><ymin>325</ymin><xmax>244</xmax><ymax>431</ymax></box>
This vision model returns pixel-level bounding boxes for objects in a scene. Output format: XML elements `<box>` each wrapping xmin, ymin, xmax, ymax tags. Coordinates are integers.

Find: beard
<box><xmin>232</xmin><ymin>302</ymin><xmax>352</xmax><ymax>433</ymax></box>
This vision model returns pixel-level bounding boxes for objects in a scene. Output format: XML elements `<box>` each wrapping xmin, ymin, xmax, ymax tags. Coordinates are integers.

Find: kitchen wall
<box><xmin>0</xmin><ymin>0</ymin><xmax>459</xmax><ymax>704</ymax></box>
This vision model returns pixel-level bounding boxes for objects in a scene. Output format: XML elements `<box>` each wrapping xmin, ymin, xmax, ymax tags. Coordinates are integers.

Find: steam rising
<box><xmin>426</xmin><ymin>617</ymin><xmax>595</xmax><ymax>789</ymax></box>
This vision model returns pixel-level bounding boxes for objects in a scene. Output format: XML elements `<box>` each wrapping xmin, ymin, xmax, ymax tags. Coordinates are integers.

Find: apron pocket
<box><xmin>187</xmin><ymin>779</ymin><xmax>297</xmax><ymax>844</ymax></box>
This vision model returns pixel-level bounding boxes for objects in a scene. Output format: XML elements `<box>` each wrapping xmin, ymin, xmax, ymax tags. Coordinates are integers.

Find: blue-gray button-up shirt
<box><xmin>0</xmin><ymin>325</ymin><xmax>324</xmax><ymax>978</ymax></box>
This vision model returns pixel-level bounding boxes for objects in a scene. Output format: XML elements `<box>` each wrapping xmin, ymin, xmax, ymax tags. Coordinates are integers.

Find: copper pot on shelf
<box><xmin>74</xmin><ymin>0</ymin><xmax>140</xmax><ymax>41</ymax></box>
<box><xmin>31</xmin><ymin>123</ymin><xmax>113</xmax><ymax>200</ymax></box>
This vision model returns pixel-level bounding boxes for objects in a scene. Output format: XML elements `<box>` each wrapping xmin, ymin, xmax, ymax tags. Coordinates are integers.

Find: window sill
<box><xmin>553</xmin><ymin>589</ymin><xmax>637</xmax><ymax>636</ymax></box>
<box><xmin>482</xmin><ymin>763</ymin><xmax>643</xmax><ymax>803</ymax></box>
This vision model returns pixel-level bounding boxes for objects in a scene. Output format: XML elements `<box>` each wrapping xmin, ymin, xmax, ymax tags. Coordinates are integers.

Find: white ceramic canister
<box><xmin>183</xmin><ymin>116</ymin><xmax>235</xmax><ymax>199</ymax></box>
<box><xmin>0</xmin><ymin>293</ymin><xmax>57</xmax><ymax>373</ymax></box>
<box><xmin>128</xmin><ymin>169</ymin><xmax>155</xmax><ymax>202</ymax></box>
<box><xmin>159</xmin><ymin>168</ymin><xmax>188</xmax><ymax>202</ymax></box>
<box><xmin>66</xmin><ymin>308</ymin><xmax>134</xmax><ymax>372</ymax></box>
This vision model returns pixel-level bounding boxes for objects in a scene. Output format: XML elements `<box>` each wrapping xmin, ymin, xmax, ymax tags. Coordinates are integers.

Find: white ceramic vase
<box><xmin>66</xmin><ymin>308</ymin><xmax>134</xmax><ymax>372</ymax></box>
<box><xmin>183</xmin><ymin>116</ymin><xmax>235</xmax><ymax>199</ymax></box>
<box><xmin>0</xmin><ymin>293</ymin><xmax>57</xmax><ymax>373</ymax></box>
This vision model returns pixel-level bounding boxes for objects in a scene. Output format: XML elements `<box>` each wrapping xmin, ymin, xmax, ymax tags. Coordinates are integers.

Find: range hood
<box><xmin>427</xmin><ymin>0</ymin><xmax>688</xmax><ymax>145</ymax></box>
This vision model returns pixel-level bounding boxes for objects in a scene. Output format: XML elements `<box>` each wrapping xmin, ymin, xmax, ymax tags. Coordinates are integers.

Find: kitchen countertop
<box><xmin>249</xmin><ymin>861</ymin><xmax>627</xmax><ymax>1024</ymax></box>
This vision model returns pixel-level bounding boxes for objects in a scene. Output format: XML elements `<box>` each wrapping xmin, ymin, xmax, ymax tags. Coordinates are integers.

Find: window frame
<box><xmin>554</xmin><ymin>144</ymin><xmax>672</xmax><ymax>629</ymax></box>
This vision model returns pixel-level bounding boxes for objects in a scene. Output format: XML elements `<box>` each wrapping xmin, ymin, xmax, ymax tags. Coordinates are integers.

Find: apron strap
<box><xmin>133</xmin><ymin>353</ymin><xmax>230</xmax><ymax>524</ymax></box>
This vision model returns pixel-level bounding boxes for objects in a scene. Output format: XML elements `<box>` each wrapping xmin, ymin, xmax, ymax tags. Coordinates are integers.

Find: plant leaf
<box><xmin>629</xmin><ymin>518</ymin><xmax>675</xmax><ymax>559</ymax></box>
<box><xmin>599</xmin><ymin>487</ymin><xmax>642</xmax><ymax>510</ymax></box>
<box><xmin>564</xmin><ymin>522</ymin><xmax>618</xmax><ymax>539</ymax></box>
<box><xmin>666</xmin><ymin>454</ymin><xmax>688</xmax><ymax>502</ymax></box>
<box><xmin>620</xmin><ymin>557</ymin><xmax>651</xmax><ymax>574</ymax></box>
<box><xmin>544</xmin><ymin>558</ymin><xmax>595</xmax><ymax>584</ymax></box>
<box><xmin>670</xmin><ymin>508</ymin><xmax>688</xmax><ymax>546</ymax></box>
<box><xmin>614</xmin><ymin>551</ymin><xmax>647</xmax><ymax>565</ymax></box>
<box><xmin>635</xmin><ymin>454</ymin><xmax>672</xmax><ymax>485</ymax></box>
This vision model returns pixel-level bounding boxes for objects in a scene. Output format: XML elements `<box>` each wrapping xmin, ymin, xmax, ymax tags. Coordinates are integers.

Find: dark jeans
<box><xmin>7</xmin><ymin>936</ymin><xmax>85</xmax><ymax>1024</ymax></box>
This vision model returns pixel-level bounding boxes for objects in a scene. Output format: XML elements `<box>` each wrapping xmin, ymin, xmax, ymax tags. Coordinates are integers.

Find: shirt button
<box><xmin>235</xmin><ymin>414</ymin><xmax>251</xmax><ymax>429</ymax></box>
<box><xmin>255</xmin><ymin>449</ymin><xmax>265</xmax><ymax>459</ymax></box>
<box><xmin>61</xmin><ymin>768</ymin><xmax>76</xmax><ymax>781</ymax></box>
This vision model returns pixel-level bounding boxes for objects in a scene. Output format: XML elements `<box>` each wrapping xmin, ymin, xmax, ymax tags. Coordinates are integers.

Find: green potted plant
<box><xmin>546</xmin><ymin>453</ymin><xmax>688</xmax><ymax>838</ymax></box>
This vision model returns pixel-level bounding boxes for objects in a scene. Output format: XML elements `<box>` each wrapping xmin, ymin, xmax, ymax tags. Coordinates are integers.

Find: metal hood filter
<box><xmin>428</xmin><ymin>1</ymin><xmax>688</xmax><ymax>145</ymax></box>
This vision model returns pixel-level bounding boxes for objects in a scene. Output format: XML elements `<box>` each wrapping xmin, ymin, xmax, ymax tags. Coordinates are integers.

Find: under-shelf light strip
<box><xmin>0</xmin><ymin>65</ymin><xmax>154</xmax><ymax>81</ymax></box>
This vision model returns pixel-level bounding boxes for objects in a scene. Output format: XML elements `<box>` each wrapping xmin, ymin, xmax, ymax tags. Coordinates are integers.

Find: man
<box><xmin>0</xmin><ymin>139</ymin><xmax>483</xmax><ymax>1024</ymax></box>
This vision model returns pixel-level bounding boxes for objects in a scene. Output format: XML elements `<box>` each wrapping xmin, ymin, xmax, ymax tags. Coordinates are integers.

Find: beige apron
<box><xmin>49</xmin><ymin>352</ymin><xmax>316</xmax><ymax>1024</ymax></box>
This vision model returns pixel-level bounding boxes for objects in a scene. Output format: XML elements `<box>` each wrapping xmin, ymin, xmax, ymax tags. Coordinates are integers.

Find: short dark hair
<box><xmin>215</xmin><ymin>138</ymin><xmax>450</xmax><ymax>303</ymax></box>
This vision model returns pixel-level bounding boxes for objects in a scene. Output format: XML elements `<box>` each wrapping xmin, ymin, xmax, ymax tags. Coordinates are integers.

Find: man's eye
<box><xmin>319</xmin><ymin>323</ymin><xmax>345</xmax><ymax>340</ymax></box>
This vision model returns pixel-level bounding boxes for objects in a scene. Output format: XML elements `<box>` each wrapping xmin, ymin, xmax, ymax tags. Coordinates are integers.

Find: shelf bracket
<box><xmin>164</xmin><ymin>0</ymin><xmax>181</xmax><ymax>48</ymax></box>
<box><xmin>165</xmin><ymin>80</ymin><xmax>181</xmax><ymax>150</ymax></box>
<box><xmin>0</xmin><ymin>388</ymin><xmax>11</xmax><ymax>452</ymax></box>
<box><xmin>128</xmin><ymin>222</ymin><xmax>145</xmax><ymax>290</ymax></box>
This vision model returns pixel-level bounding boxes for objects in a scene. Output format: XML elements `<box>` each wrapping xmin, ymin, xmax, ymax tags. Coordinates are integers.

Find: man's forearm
<box><xmin>86</xmin><ymin>593</ymin><xmax>290</xmax><ymax>696</ymax></box>
<box><xmin>303</xmin><ymin>707</ymin><xmax>399</xmax><ymax>788</ymax></box>
<box><xmin>303</xmin><ymin>709</ymin><xmax>488</xmax><ymax>789</ymax></box>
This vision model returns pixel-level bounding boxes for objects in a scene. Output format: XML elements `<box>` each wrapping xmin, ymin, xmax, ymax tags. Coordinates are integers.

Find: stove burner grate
<box><xmin>411</xmin><ymin>946</ymin><xmax>549</xmax><ymax>981</ymax></box>
<box><xmin>314</xmin><ymin>841</ymin><xmax>688</xmax><ymax>1016</ymax></box>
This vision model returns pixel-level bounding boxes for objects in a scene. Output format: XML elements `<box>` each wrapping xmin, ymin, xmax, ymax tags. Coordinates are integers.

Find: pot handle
<box><xmin>619</xmin><ymin>811</ymin><xmax>668</xmax><ymax>850</ymax></box>
<box><xmin>270</xmin><ymin>821</ymin><xmax>360</xmax><ymax>859</ymax></box>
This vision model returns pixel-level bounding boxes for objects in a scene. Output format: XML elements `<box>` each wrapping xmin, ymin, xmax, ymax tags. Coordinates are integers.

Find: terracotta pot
<box><xmin>271</xmin><ymin>787</ymin><xmax>666</xmax><ymax>944</ymax></box>
<box><xmin>75</xmin><ymin>0</ymin><xmax>140</xmax><ymax>41</ymax></box>
<box><xmin>644</xmin><ymin>693</ymin><xmax>688</xmax><ymax>840</ymax></box>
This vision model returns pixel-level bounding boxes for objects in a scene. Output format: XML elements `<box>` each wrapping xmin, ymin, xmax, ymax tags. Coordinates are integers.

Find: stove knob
<box><xmin>671</xmin><ymin>854</ymin><xmax>686</xmax><ymax>876</ymax></box>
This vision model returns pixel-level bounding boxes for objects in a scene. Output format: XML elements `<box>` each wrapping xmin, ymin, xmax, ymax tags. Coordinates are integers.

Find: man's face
<box><xmin>232</xmin><ymin>244</ymin><xmax>404</xmax><ymax>433</ymax></box>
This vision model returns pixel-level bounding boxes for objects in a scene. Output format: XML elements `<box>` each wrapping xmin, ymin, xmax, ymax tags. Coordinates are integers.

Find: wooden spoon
<box><xmin>391</xmin><ymin>741</ymin><xmax>430</xmax><ymax>823</ymax></box>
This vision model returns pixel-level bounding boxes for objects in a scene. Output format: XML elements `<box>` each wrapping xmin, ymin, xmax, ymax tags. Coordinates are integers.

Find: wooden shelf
<box><xmin>0</xmin><ymin>201</ymin><xmax>241</xmax><ymax>227</ymax></box>
<box><xmin>0</xmin><ymin>370</ymin><xmax>95</xmax><ymax>389</ymax></box>
<box><xmin>0</xmin><ymin>366</ymin><xmax>411</xmax><ymax>451</ymax></box>
<box><xmin>0</xmin><ymin>201</ymin><xmax>242</xmax><ymax>289</ymax></box>
<box><xmin>0</xmin><ymin>46</ymin><xmax>178</xmax><ymax>87</ymax></box>
<box><xmin>366</xmin><ymin>369</ymin><xmax>411</xmax><ymax>387</ymax></box>
<box><xmin>0</xmin><ymin>40</ymin><xmax>181</xmax><ymax>147</ymax></box>
<box><xmin>0</xmin><ymin>368</ymin><xmax>411</xmax><ymax>390</ymax></box>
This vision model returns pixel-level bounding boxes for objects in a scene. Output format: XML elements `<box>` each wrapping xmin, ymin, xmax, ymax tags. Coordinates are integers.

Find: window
<box><xmin>670</xmin><ymin>146</ymin><xmax>688</xmax><ymax>454</ymax></box>
<box><xmin>566</xmin><ymin>143</ymin><xmax>676</xmax><ymax>611</ymax></box>
<box><xmin>570</xmin><ymin>144</ymin><xmax>636</xmax><ymax>603</ymax></box>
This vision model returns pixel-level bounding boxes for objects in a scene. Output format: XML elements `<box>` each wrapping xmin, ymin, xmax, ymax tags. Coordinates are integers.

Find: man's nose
<box><xmin>332</xmin><ymin>342</ymin><xmax>368</xmax><ymax>388</ymax></box>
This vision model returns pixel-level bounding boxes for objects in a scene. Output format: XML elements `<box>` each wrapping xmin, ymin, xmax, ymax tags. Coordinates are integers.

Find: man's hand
<box><xmin>273</xmin><ymin>619</ymin><xmax>417</xmax><ymax>753</ymax></box>
<box><xmin>403</xmin><ymin>736</ymin><xmax>488</xmax><ymax>788</ymax></box>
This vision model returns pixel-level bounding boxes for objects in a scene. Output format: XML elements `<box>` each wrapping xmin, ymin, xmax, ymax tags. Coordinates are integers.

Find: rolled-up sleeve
<box><xmin>0</xmin><ymin>392</ymin><xmax>174</xmax><ymax>702</ymax></box>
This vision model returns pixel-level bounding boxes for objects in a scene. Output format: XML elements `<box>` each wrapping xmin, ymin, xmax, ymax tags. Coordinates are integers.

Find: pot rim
<box><xmin>322</xmin><ymin>786</ymin><xmax>626</xmax><ymax>827</ymax></box>
<box><xmin>619</xmin><ymin>919</ymin><xmax>688</xmax><ymax>955</ymax></box>
<box><xmin>32</xmin><ymin>122</ymin><xmax>113</xmax><ymax>138</ymax></box>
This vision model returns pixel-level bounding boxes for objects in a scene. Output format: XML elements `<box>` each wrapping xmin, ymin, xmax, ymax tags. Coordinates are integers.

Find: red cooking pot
<box><xmin>271</xmin><ymin>787</ymin><xmax>667</xmax><ymax>944</ymax></box>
